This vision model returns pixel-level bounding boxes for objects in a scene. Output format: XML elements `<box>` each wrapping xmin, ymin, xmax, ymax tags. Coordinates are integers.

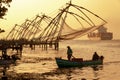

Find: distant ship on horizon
<box><xmin>87</xmin><ymin>26</ymin><xmax>113</xmax><ymax>40</ymax></box>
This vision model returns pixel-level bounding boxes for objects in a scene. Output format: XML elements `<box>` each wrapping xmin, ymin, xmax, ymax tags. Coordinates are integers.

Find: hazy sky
<box><xmin>0</xmin><ymin>0</ymin><xmax>120</xmax><ymax>39</ymax></box>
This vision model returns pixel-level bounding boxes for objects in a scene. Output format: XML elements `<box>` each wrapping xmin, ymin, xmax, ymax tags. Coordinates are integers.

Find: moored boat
<box><xmin>0</xmin><ymin>54</ymin><xmax>20</xmax><ymax>66</ymax></box>
<box><xmin>55</xmin><ymin>57</ymin><xmax>103</xmax><ymax>68</ymax></box>
<box><xmin>0</xmin><ymin>59</ymin><xmax>15</xmax><ymax>65</ymax></box>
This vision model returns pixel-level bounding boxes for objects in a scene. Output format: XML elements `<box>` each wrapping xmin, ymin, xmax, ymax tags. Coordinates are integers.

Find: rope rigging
<box><xmin>6</xmin><ymin>1</ymin><xmax>107</xmax><ymax>43</ymax></box>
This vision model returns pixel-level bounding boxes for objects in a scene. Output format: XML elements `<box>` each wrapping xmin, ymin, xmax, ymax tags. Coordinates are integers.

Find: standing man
<box><xmin>67</xmin><ymin>46</ymin><xmax>73</xmax><ymax>60</ymax></box>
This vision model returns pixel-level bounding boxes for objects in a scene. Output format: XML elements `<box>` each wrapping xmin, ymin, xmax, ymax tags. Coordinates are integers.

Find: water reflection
<box><xmin>37</xmin><ymin>65</ymin><xmax>104</xmax><ymax>80</ymax></box>
<box><xmin>91</xmin><ymin>65</ymin><xmax>103</xmax><ymax>71</ymax></box>
<box><xmin>91</xmin><ymin>65</ymin><xmax>103</xmax><ymax>80</ymax></box>
<box><xmin>55</xmin><ymin>68</ymin><xmax>73</xmax><ymax>80</ymax></box>
<box><xmin>66</xmin><ymin>69</ymin><xmax>72</xmax><ymax>80</ymax></box>
<box><xmin>0</xmin><ymin>64</ymin><xmax>104</xmax><ymax>80</ymax></box>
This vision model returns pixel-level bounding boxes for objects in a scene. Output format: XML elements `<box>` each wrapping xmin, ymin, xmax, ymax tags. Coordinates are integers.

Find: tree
<box><xmin>0</xmin><ymin>0</ymin><xmax>12</xmax><ymax>19</ymax></box>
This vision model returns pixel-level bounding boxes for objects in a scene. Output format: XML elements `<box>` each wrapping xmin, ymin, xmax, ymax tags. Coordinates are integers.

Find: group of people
<box><xmin>66</xmin><ymin>46</ymin><xmax>104</xmax><ymax>61</ymax></box>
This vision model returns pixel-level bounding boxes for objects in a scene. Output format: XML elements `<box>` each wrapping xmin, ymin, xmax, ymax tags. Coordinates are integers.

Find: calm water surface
<box><xmin>0</xmin><ymin>40</ymin><xmax>120</xmax><ymax>80</ymax></box>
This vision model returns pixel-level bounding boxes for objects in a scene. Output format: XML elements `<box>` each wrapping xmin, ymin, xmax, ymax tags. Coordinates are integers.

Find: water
<box><xmin>0</xmin><ymin>40</ymin><xmax>120</xmax><ymax>80</ymax></box>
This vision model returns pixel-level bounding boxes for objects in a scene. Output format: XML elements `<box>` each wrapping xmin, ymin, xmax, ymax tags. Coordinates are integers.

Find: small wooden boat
<box><xmin>0</xmin><ymin>59</ymin><xmax>15</xmax><ymax>65</ymax></box>
<box><xmin>0</xmin><ymin>54</ymin><xmax>20</xmax><ymax>66</ymax></box>
<box><xmin>55</xmin><ymin>57</ymin><xmax>103</xmax><ymax>68</ymax></box>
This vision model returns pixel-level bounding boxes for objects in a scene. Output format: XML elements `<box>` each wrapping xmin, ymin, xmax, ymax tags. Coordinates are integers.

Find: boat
<box><xmin>0</xmin><ymin>59</ymin><xmax>15</xmax><ymax>66</ymax></box>
<box><xmin>0</xmin><ymin>54</ymin><xmax>20</xmax><ymax>66</ymax></box>
<box><xmin>55</xmin><ymin>57</ymin><xmax>103</xmax><ymax>68</ymax></box>
<box><xmin>88</xmin><ymin>26</ymin><xmax>113</xmax><ymax>40</ymax></box>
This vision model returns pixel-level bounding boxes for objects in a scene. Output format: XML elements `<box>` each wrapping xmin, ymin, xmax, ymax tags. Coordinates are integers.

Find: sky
<box><xmin>0</xmin><ymin>0</ymin><xmax>120</xmax><ymax>40</ymax></box>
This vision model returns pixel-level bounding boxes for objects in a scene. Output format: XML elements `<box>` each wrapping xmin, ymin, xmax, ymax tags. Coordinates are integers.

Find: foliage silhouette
<box><xmin>0</xmin><ymin>0</ymin><xmax>12</xmax><ymax>19</ymax></box>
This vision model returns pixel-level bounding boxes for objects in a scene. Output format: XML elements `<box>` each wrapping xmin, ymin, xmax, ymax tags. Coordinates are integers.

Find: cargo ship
<box><xmin>88</xmin><ymin>26</ymin><xmax>113</xmax><ymax>40</ymax></box>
